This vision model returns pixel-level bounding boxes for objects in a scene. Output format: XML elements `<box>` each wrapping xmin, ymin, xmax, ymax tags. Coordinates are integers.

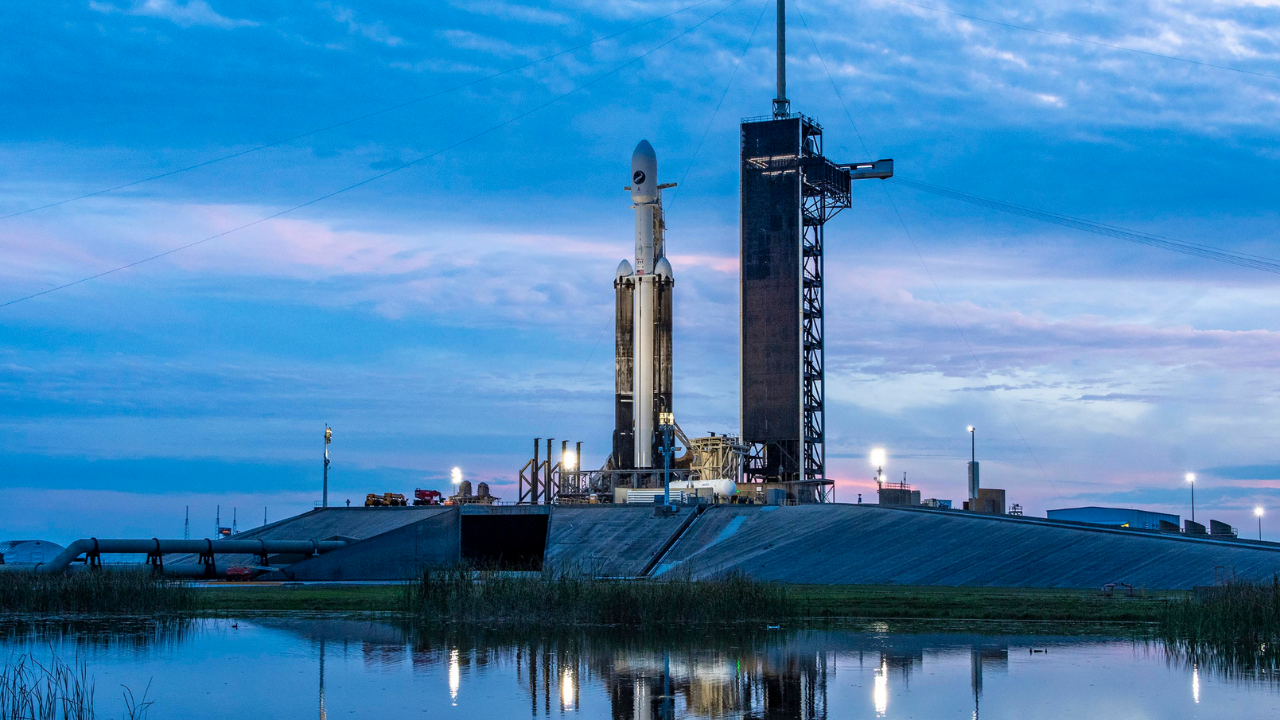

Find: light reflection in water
<box><xmin>874</xmin><ymin>658</ymin><xmax>889</xmax><ymax>716</ymax></box>
<box><xmin>449</xmin><ymin>648</ymin><xmax>460</xmax><ymax>705</ymax></box>
<box><xmin>561</xmin><ymin>668</ymin><xmax>576</xmax><ymax>710</ymax></box>
<box><xmin>4</xmin><ymin>619</ymin><xmax>1278</xmax><ymax>719</ymax></box>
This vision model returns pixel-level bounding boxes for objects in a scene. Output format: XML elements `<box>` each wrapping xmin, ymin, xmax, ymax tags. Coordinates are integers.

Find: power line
<box><xmin>795</xmin><ymin>0</ymin><xmax>1064</xmax><ymax>502</ymax></box>
<box><xmin>0</xmin><ymin>0</ymin><xmax>720</xmax><ymax>222</ymax></box>
<box><xmin>893</xmin><ymin>177</ymin><xmax>1280</xmax><ymax>275</ymax></box>
<box><xmin>1</xmin><ymin>0</ymin><xmax>749</xmax><ymax>310</ymax></box>
<box><xmin>544</xmin><ymin>0</ymin><xmax>770</xmax><ymax>442</ymax></box>
<box><xmin>666</xmin><ymin>0</ymin><xmax>773</xmax><ymax>216</ymax></box>
<box><xmin>880</xmin><ymin>0</ymin><xmax>1280</xmax><ymax>82</ymax></box>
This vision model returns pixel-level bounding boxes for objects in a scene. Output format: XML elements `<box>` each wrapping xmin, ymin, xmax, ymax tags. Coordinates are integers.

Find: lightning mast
<box><xmin>740</xmin><ymin>0</ymin><xmax>892</xmax><ymax>500</ymax></box>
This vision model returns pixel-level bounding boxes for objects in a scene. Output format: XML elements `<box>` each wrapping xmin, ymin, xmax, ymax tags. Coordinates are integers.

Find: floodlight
<box><xmin>451</xmin><ymin>467</ymin><xmax>462</xmax><ymax>485</ymax></box>
<box><xmin>870</xmin><ymin>448</ymin><xmax>886</xmax><ymax>468</ymax></box>
<box><xmin>1185</xmin><ymin>473</ymin><xmax>1195</xmax><ymax>483</ymax></box>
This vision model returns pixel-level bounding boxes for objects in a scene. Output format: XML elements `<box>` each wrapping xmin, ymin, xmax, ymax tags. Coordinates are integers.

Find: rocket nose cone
<box><xmin>632</xmin><ymin>139</ymin><xmax>656</xmax><ymax>164</ymax></box>
<box><xmin>630</xmin><ymin>140</ymin><xmax>658</xmax><ymax>202</ymax></box>
<box><xmin>654</xmin><ymin>256</ymin><xmax>673</xmax><ymax>279</ymax></box>
<box><xmin>616</xmin><ymin>259</ymin><xmax>634</xmax><ymax>279</ymax></box>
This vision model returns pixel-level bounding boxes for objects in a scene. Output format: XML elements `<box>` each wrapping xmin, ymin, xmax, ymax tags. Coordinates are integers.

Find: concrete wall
<box><xmin>273</xmin><ymin>508</ymin><xmax>460</xmax><ymax>581</ymax></box>
<box><xmin>652</xmin><ymin>504</ymin><xmax>1280</xmax><ymax>589</ymax></box>
<box><xmin>544</xmin><ymin>505</ymin><xmax>692</xmax><ymax>577</ymax></box>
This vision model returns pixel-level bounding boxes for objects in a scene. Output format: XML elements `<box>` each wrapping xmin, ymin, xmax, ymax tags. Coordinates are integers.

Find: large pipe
<box><xmin>30</xmin><ymin>537</ymin><xmax>348</xmax><ymax>574</ymax></box>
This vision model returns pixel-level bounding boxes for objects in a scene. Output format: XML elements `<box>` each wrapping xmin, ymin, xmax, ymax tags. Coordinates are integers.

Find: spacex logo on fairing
<box><xmin>633</xmin><ymin>170</ymin><xmax>646</xmax><ymax>185</ymax></box>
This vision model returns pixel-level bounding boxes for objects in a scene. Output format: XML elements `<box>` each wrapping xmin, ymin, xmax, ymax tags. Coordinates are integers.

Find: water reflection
<box><xmin>3</xmin><ymin>619</ymin><xmax>1279</xmax><ymax>719</ymax></box>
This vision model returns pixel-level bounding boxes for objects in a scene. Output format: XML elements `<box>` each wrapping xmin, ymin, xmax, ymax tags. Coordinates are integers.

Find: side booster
<box><xmin>612</xmin><ymin>140</ymin><xmax>674</xmax><ymax>471</ymax></box>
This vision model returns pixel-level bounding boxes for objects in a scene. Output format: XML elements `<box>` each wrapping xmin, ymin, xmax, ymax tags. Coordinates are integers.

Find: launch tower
<box><xmin>740</xmin><ymin>0</ymin><xmax>891</xmax><ymax>500</ymax></box>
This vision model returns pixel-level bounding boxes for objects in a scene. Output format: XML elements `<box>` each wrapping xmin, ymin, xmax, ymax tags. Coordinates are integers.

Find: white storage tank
<box><xmin>667</xmin><ymin>478</ymin><xmax>737</xmax><ymax>497</ymax></box>
<box><xmin>0</xmin><ymin>540</ymin><xmax>64</xmax><ymax>565</ymax></box>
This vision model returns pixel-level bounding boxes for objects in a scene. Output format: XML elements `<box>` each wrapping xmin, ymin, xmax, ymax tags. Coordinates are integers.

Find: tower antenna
<box><xmin>773</xmin><ymin>0</ymin><xmax>789</xmax><ymax>117</ymax></box>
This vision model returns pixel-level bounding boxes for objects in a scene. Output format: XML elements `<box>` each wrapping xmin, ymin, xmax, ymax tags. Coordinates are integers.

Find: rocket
<box><xmin>612</xmin><ymin>141</ymin><xmax>674</xmax><ymax>470</ymax></box>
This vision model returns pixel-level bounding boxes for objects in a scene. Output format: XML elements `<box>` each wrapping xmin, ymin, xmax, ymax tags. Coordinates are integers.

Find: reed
<box><xmin>401</xmin><ymin>567</ymin><xmax>791</xmax><ymax>626</ymax></box>
<box><xmin>1160</xmin><ymin>576</ymin><xmax>1280</xmax><ymax>645</ymax></box>
<box><xmin>0</xmin><ymin>653</ymin><xmax>153</xmax><ymax>720</ymax></box>
<box><xmin>0</xmin><ymin>570</ymin><xmax>195</xmax><ymax>615</ymax></box>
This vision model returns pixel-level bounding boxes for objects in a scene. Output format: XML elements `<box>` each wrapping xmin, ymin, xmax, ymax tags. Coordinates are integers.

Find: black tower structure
<box><xmin>740</xmin><ymin>0</ymin><xmax>891</xmax><ymax>500</ymax></box>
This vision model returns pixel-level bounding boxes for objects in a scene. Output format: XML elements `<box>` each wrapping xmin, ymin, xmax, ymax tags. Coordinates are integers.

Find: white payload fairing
<box><xmin>611</xmin><ymin>141</ymin><xmax>674</xmax><ymax>471</ymax></box>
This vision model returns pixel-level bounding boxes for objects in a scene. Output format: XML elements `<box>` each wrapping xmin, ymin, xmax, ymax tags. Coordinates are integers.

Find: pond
<box><xmin>2</xmin><ymin>616</ymin><xmax>1276</xmax><ymax>718</ymax></box>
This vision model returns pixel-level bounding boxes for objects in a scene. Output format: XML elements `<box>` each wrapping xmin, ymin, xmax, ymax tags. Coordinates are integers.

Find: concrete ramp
<box><xmin>544</xmin><ymin>506</ymin><xmax>695</xmax><ymax>577</ymax></box>
<box><xmin>165</xmin><ymin>506</ymin><xmax>456</xmax><ymax>570</ymax></box>
<box><xmin>272</xmin><ymin>508</ymin><xmax>460</xmax><ymax>581</ymax></box>
<box><xmin>655</xmin><ymin>504</ymin><xmax>1280</xmax><ymax>589</ymax></box>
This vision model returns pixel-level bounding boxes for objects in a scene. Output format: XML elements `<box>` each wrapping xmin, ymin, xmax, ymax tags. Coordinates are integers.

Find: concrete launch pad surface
<box><xmin>163</xmin><ymin>503</ymin><xmax>1280</xmax><ymax>588</ymax></box>
<box><xmin>543</xmin><ymin>506</ymin><xmax>692</xmax><ymax>577</ymax></box>
<box><xmin>653</xmin><ymin>504</ymin><xmax>1280</xmax><ymax>589</ymax></box>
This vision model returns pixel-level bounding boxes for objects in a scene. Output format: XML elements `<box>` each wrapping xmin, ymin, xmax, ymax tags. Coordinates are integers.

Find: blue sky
<box><xmin>2</xmin><ymin>0</ymin><xmax>1279</xmax><ymax>542</ymax></box>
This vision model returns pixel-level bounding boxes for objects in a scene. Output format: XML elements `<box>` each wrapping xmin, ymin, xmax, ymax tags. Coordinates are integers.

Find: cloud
<box><xmin>1201</xmin><ymin>463</ymin><xmax>1280</xmax><ymax>481</ymax></box>
<box><xmin>324</xmin><ymin>4</ymin><xmax>404</xmax><ymax>47</ymax></box>
<box><xmin>89</xmin><ymin>0</ymin><xmax>258</xmax><ymax>29</ymax></box>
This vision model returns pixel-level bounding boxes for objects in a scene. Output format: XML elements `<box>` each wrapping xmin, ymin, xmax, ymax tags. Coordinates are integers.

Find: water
<box><xmin>2</xmin><ymin>617</ymin><xmax>1277</xmax><ymax>718</ymax></box>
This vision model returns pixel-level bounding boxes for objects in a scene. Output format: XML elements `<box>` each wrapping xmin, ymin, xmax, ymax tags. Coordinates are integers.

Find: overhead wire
<box><xmin>1</xmin><ymin>0</ymin><xmax>749</xmax><ymax>310</ymax></box>
<box><xmin>880</xmin><ymin>0</ymin><xmax>1280</xmax><ymax>82</ymax></box>
<box><xmin>0</xmin><ymin>0</ymin><xmax>720</xmax><ymax>222</ymax></box>
<box><xmin>542</xmin><ymin>0</ymin><xmax>770</xmax><ymax>444</ymax></box>
<box><xmin>794</xmin><ymin>0</ymin><xmax>1064</xmax><ymax>501</ymax></box>
<box><xmin>665</xmin><ymin>0</ymin><xmax>773</xmax><ymax>216</ymax></box>
<box><xmin>892</xmin><ymin>177</ymin><xmax>1280</xmax><ymax>276</ymax></box>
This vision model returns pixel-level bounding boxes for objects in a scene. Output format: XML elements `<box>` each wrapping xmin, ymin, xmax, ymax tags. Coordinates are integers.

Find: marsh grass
<box><xmin>401</xmin><ymin>566</ymin><xmax>790</xmax><ymax>626</ymax></box>
<box><xmin>0</xmin><ymin>652</ymin><xmax>153</xmax><ymax>720</ymax></box>
<box><xmin>0</xmin><ymin>571</ymin><xmax>195</xmax><ymax>615</ymax></box>
<box><xmin>1160</xmin><ymin>576</ymin><xmax>1280</xmax><ymax>646</ymax></box>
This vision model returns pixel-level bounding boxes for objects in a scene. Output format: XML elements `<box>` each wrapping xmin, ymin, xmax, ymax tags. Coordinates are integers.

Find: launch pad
<box><xmin>517</xmin><ymin>0</ymin><xmax>891</xmax><ymax>505</ymax></box>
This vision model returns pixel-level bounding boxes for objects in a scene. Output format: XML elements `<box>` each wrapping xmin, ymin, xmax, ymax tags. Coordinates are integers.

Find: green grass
<box><xmin>189</xmin><ymin>578</ymin><xmax>1175</xmax><ymax>625</ymax></box>
<box><xmin>0</xmin><ymin>571</ymin><xmax>195</xmax><ymax>615</ymax></box>
<box><xmin>791</xmin><ymin>584</ymin><xmax>1173</xmax><ymax>623</ymax></box>
<box><xmin>400</xmin><ymin>567</ymin><xmax>790</xmax><ymax>626</ymax></box>
<box><xmin>1160</xmin><ymin>577</ymin><xmax>1280</xmax><ymax>645</ymax></box>
<box><xmin>197</xmin><ymin>584</ymin><xmax>404</xmax><ymax>613</ymax></box>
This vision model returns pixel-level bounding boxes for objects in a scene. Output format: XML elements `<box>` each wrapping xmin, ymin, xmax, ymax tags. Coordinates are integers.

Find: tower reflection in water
<box><xmin>305</xmin><ymin>622</ymin><xmax>1029</xmax><ymax>719</ymax></box>
<box><xmin>486</xmin><ymin>635</ymin><xmax>830</xmax><ymax>719</ymax></box>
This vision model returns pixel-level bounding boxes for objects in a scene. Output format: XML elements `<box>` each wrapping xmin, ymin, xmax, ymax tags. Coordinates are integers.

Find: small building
<box><xmin>921</xmin><ymin>498</ymin><xmax>952</xmax><ymax>509</ymax></box>
<box><xmin>965</xmin><ymin>489</ymin><xmax>1006</xmax><ymax>515</ymax></box>
<box><xmin>878</xmin><ymin>481</ymin><xmax>920</xmax><ymax>507</ymax></box>
<box><xmin>1047</xmin><ymin>506</ymin><xmax>1179</xmax><ymax>530</ymax></box>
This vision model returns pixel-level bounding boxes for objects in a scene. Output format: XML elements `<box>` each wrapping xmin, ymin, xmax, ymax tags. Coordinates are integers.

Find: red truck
<box><xmin>412</xmin><ymin>489</ymin><xmax>442</xmax><ymax>506</ymax></box>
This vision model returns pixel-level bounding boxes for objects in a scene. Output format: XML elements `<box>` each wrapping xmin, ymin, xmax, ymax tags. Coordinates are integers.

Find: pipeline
<box><xmin>15</xmin><ymin>537</ymin><xmax>348</xmax><ymax>574</ymax></box>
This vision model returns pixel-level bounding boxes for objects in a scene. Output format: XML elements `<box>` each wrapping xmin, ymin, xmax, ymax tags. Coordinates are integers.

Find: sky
<box><xmin>2</xmin><ymin>0</ymin><xmax>1278</xmax><ymax>543</ymax></box>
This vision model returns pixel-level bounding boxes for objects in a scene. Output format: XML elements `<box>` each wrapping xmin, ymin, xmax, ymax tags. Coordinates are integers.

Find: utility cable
<box><xmin>543</xmin><ymin>0</ymin><xmax>768</xmax><ymax>449</ymax></box>
<box><xmin>665</xmin><ymin>0</ymin><xmax>772</xmax><ymax>216</ymax></box>
<box><xmin>796</xmin><ymin>0</ymin><xmax>1064</xmax><ymax>501</ymax></box>
<box><xmin>880</xmin><ymin>0</ymin><xmax>1280</xmax><ymax>82</ymax></box>
<box><xmin>893</xmin><ymin>177</ymin><xmax>1280</xmax><ymax>276</ymax></box>
<box><xmin>0</xmin><ymin>0</ymin><xmax>720</xmax><ymax>222</ymax></box>
<box><xmin>0</xmin><ymin>0</ymin><xmax>749</xmax><ymax>309</ymax></box>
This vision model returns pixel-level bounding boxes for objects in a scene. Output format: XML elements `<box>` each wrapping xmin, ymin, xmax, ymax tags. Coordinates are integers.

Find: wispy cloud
<box><xmin>89</xmin><ymin>0</ymin><xmax>258</xmax><ymax>29</ymax></box>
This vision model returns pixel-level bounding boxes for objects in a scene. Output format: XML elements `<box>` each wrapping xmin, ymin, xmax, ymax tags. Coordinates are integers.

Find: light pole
<box><xmin>658</xmin><ymin>412</ymin><xmax>676</xmax><ymax>508</ymax></box>
<box><xmin>323</xmin><ymin>425</ymin><xmax>332</xmax><ymax>508</ymax></box>
<box><xmin>1185</xmin><ymin>473</ymin><xmax>1195</xmax><ymax>523</ymax></box>
<box><xmin>870</xmin><ymin>448</ymin><xmax>886</xmax><ymax>487</ymax></box>
<box><xmin>1256</xmin><ymin>506</ymin><xmax>1265</xmax><ymax>541</ymax></box>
